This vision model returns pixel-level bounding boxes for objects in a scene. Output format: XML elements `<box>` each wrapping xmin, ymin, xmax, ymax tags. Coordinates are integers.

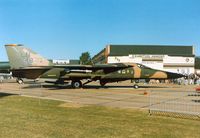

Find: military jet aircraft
<box><xmin>5</xmin><ymin>44</ymin><xmax>185</xmax><ymax>88</ymax></box>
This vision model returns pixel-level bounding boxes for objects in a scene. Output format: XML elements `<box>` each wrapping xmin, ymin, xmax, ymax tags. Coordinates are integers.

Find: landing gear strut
<box><xmin>16</xmin><ymin>78</ymin><xmax>23</xmax><ymax>84</ymax></box>
<box><xmin>71</xmin><ymin>80</ymin><xmax>82</xmax><ymax>88</ymax></box>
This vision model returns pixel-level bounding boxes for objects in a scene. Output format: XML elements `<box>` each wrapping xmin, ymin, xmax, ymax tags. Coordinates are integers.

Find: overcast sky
<box><xmin>1</xmin><ymin>0</ymin><xmax>200</xmax><ymax>61</ymax></box>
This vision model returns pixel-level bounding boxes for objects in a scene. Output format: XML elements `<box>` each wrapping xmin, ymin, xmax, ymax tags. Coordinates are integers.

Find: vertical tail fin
<box><xmin>5</xmin><ymin>44</ymin><xmax>51</xmax><ymax>69</ymax></box>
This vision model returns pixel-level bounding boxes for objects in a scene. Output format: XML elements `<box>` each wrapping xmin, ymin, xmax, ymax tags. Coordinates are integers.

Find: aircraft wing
<box><xmin>54</xmin><ymin>63</ymin><xmax>132</xmax><ymax>71</ymax></box>
<box><xmin>10</xmin><ymin>67</ymin><xmax>52</xmax><ymax>79</ymax></box>
<box><xmin>10</xmin><ymin>63</ymin><xmax>132</xmax><ymax>80</ymax></box>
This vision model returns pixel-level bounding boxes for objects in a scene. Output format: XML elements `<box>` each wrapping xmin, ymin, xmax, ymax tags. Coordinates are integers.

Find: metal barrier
<box><xmin>149</xmin><ymin>90</ymin><xmax>200</xmax><ymax>120</ymax></box>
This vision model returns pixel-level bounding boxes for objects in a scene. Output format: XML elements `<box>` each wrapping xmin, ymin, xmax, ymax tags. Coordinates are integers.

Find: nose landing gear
<box><xmin>133</xmin><ymin>84</ymin><xmax>139</xmax><ymax>89</ymax></box>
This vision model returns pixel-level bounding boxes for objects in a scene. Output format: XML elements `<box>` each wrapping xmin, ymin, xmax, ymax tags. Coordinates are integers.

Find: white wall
<box><xmin>163</xmin><ymin>56</ymin><xmax>194</xmax><ymax>65</ymax></box>
<box><xmin>107</xmin><ymin>55</ymin><xmax>195</xmax><ymax>75</ymax></box>
<box><xmin>108</xmin><ymin>56</ymin><xmax>142</xmax><ymax>63</ymax></box>
<box><xmin>52</xmin><ymin>59</ymin><xmax>70</xmax><ymax>65</ymax></box>
<box><xmin>163</xmin><ymin>56</ymin><xmax>194</xmax><ymax>75</ymax></box>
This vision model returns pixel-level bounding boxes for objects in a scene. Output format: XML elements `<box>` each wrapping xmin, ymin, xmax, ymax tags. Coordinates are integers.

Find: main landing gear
<box><xmin>71</xmin><ymin>80</ymin><xmax>107</xmax><ymax>89</ymax></box>
<box><xmin>100</xmin><ymin>80</ymin><xmax>107</xmax><ymax>87</ymax></box>
<box><xmin>71</xmin><ymin>80</ymin><xmax>82</xmax><ymax>89</ymax></box>
<box><xmin>132</xmin><ymin>79</ymin><xmax>139</xmax><ymax>89</ymax></box>
<box><xmin>70</xmin><ymin>80</ymin><xmax>139</xmax><ymax>89</ymax></box>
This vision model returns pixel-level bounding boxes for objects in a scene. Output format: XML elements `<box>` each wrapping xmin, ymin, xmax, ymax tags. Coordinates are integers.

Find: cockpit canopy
<box><xmin>137</xmin><ymin>64</ymin><xmax>151</xmax><ymax>69</ymax></box>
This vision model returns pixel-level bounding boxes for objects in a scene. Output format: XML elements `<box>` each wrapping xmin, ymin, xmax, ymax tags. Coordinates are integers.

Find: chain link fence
<box><xmin>149</xmin><ymin>90</ymin><xmax>200</xmax><ymax>120</ymax></box>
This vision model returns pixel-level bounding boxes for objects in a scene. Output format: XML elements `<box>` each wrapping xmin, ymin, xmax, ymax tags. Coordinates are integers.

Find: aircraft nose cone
<box><xmin>166</xmin><ymin>72</ymin><xmax>185</xmax><ymax>79</ymax></box>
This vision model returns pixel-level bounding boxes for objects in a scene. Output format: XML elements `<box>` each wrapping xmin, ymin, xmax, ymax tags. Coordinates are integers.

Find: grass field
<box><xmin>0</xmin><ymin>93</ymin><xmax>200</xmax><ymax>138</ymax></box>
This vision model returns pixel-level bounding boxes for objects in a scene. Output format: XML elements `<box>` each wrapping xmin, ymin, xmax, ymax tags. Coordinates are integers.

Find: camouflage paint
<box><xmin>5</xmin><ymin>44</ymin><xmax>184</xmax><ymax>82</ymax></box>
<box><xmin>5</xmin><ymin>44</ymin><xmax>52</xmax><ymax>69</ymax></box>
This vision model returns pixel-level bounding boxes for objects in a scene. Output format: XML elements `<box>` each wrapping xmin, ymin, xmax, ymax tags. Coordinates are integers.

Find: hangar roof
<box><xmin>107</xmin><ymin>45</ymin><xmax>194</xmax><ymax>57</ymax></box>
<box><xmin>0</xmin><ymin>62</ymin><xmax>10</xmax><ymax>70</ymax></box>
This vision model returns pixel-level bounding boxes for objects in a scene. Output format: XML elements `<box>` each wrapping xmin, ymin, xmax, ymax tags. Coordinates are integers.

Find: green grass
<box><xmin>0</xmin><ymin>93</ymin><xmax>200</xmax><ymax>138</ymax></box>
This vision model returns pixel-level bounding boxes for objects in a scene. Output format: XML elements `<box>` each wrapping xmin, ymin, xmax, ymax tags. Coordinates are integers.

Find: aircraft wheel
<box><xmin>72</xmin><ymin>80</ymin><xmax>82</xmax><ymax>88</ymax></box>
<box><xmin>17</xmin><ymin>78</ymin><xmax>23</xmax><ymax>84</ymax></box>
<box><xmin>133</xmin><ymin>84</ymin><xmax>139</xmax><ymax>89</ymax></box>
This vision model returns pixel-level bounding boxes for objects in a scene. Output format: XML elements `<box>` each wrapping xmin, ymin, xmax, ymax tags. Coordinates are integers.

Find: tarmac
<box><xmin>0</xmin><ymin>80</ymin><xmax>199</xmax><ymax>114</ymax></box>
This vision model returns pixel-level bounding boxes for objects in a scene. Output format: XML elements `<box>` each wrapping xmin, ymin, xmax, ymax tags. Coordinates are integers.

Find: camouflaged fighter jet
<box><xmin>5</xmin><ymin>44</ymin><xmax>185</xmax><ymax>88</ymax></box>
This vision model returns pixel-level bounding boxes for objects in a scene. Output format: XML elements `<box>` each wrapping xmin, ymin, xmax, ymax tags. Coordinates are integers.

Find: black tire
<box><xmin>71</xmin><ymin>80</ymin><xmax>82</xmax><ymax>88</ymax></box>
<box><xmin>100</xmin><ymin>81</ymin><xmax>106</xmax><ymax>87</ymax></box>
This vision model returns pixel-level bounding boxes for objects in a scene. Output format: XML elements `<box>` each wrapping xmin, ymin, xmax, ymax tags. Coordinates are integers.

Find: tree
<box><xmin>79</xmin><ymin>52</ymin><xmax>92</xmax><ymax>65</ymax></box>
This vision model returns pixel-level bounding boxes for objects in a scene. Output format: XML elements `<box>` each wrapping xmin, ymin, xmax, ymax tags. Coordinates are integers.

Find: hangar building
<box><xmin>92</xmin><ymin>45</ymin><xmax>195</xmax><ymax>75</ymax></box>
<box><xmin>195</xmin><ymin>57</ymin><xmax>200</xmax><ymax>76</ymax></box>
<box><xmin>49</xmin><ymin>59</ymin><xmax>80</xmax><ymax>65</ymax></box>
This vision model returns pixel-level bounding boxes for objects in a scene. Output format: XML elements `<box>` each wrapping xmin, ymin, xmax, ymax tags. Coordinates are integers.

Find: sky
<box><xmin>1</xmin><ymin>0</ymin><xmax>200</xmax><ymax>61</ymax></box>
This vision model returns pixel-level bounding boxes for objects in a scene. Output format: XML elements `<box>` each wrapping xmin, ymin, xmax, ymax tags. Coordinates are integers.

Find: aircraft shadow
<box><xmin>83</xmin><ymin>85</ymin><xmax>168</xmax><ymax>89</ymax></box>
<box><xmin>22</xmin><ymin>84</ymin><xmax>44</xmax><ymax>89</ymax></box>
<box><xmin>0</xmin><ymin>92</ymin><xmax>17</xmax><ymax>98</ymax></box>
<box><xmin>21</xmin><ymin>84</ymin><xmax>168</xmax><ymax>90</ymax></box>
